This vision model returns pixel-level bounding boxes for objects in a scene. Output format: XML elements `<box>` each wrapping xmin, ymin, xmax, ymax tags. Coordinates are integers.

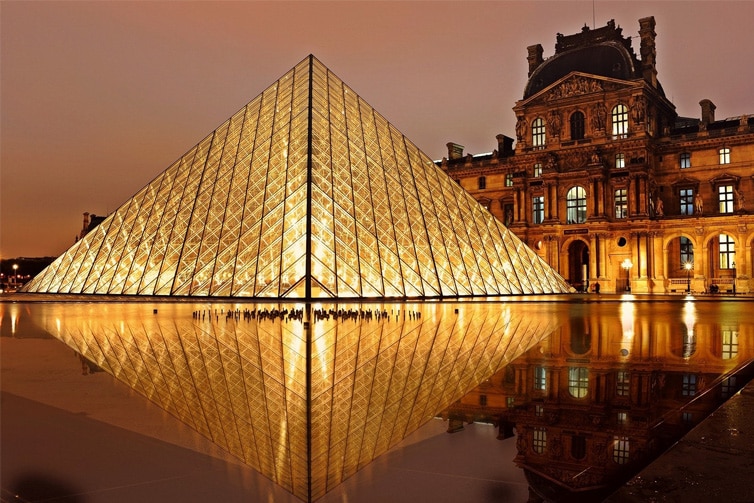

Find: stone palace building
<box><xmin>440</xmin><ymin>17</ymin><xmax>754</xmax><ymax>294</ymax></box>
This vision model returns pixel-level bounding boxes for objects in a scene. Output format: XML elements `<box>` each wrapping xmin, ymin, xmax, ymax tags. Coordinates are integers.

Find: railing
<box><xmin>668</xmin><ymin>278</ymin><xmax>690</xmax><ymax>292</ymax></box>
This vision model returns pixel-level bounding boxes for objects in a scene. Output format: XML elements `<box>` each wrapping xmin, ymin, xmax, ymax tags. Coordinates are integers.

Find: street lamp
<box><xmin>12</xmin><ymin>264</ymin><xmax>18</xmax><ymax>286</ymax></box>
<box><xmin>621</xmin><ymin>259</ymin><xmax>633</xmax><ymax>292</ymax></box>
<box><xmin>684</xmin><ymin>261</ymin><xmax>693</xmax><ymax>293</ymax></box>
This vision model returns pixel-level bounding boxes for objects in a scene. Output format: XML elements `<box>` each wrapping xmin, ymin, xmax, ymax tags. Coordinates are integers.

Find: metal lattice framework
<box><xmin>35</xmin><ymin>301</ymin><xmax>561</xmax><ymax>501</ymax></box>
<box><xmin>23</xmin><ymin>55</ymin><xmax>571</xmax><ymax>298</ymax></box>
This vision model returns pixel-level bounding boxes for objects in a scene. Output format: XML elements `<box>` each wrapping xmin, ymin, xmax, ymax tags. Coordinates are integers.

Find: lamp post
<box><xmin>684</xmin><ymin>261</ymin><xmax>693</xmax><ymax>293</ymax></box>
<box><xmin>12</xmin><ymin>264</ymin><xmax>18</xmax><ymax>286</ymax></box>
<box><xmin>621</xmin><ymin>259</ymin><xmax>633</xmax><ymax>292</ymax></box>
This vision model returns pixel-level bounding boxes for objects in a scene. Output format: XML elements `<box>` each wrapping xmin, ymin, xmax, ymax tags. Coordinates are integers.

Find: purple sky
<box><xmin>3</xmin><ymin>1</ymin><xmax>754</xmax><ymax>258</ymax></box>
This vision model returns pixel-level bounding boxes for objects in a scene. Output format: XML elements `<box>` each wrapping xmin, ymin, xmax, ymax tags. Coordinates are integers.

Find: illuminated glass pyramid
<box><xmin>36</xmin><ymin>301</ymin><xmax>562</xmax><ymax>502</ymax></box>
<box><xmin>23</xmin><ymin>55</ymin><xmax>570</xmax><ymax>298</ymax></box>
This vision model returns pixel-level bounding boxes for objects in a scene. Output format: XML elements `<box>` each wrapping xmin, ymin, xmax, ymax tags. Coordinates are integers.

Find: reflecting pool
<box><xmin>1</xmin><ymin>297</ymin><xmax>752</xmax><ymax>502</ymax></box>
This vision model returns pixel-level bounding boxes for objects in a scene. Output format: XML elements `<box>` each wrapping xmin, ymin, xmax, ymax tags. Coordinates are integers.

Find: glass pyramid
<box><xmin>33</xmin><ymin>301</ymin><xmax>562</xmax><ymax>501</ymax></box>
<box><xmin>23</xmin><ymin>55</ymin><xmax>571</xmax><ymax>298</ymax></box>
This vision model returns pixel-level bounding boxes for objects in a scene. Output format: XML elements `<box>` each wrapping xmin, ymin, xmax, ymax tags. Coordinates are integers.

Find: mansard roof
<box><xmin>524</xmin><ymin>19</ymin><xmax>664</xmax><ymax>100</ymax></box>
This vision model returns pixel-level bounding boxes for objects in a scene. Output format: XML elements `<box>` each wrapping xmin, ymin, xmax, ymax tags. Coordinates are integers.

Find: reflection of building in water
<box><xmin>442</xmin><ymin>302</ymin><xmax>754</xmax><ymax>501</ymax></box>
<box><xmin>440</xmin><ymin>17</ymin><xmax>754</xmax><ymax>294</ymax></box>
<box><xmin>33</xmin><ymin>301</ymin><xmax>561</xmax><ymax>502</ymax></box>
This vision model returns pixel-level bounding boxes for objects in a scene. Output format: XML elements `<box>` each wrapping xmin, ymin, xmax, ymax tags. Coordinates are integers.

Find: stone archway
<box><xmin>567</xmin><ymin>239</ymin><xmax>590</xmax><ymax>292</ymax></box>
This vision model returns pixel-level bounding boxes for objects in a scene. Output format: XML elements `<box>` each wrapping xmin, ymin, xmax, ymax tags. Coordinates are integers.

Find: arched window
<box><xmin>532</xmin><ymin>117</ymin><xmax>546</xmax><ymax>149</ymax></box>
<box><xmin>612</xmin><ymin>104</ymin><xmax>629</xmax><ymax>138</ymax></box>
<box><xmin>570</xmin><ymin>111</ymin><xmax>585</xmax><ymax>140</ymax></box>
<box><xmin>568</xmin><ymin>367</ymin><xmax>589</xmax><ymax>398</ymax></box>
<box><xmin>566</xmin><ymin>186</ymin><xmax>587</xmax><ymax>224</ymax></box>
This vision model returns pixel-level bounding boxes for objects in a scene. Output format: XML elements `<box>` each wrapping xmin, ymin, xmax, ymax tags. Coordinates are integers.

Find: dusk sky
<box><xmin>2</xmin><ymin>1</ymin><xmax>754</xmax><ymax>259</ymax></box>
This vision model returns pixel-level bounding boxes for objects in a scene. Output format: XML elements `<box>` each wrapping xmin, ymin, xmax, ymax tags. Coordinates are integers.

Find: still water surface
<box><xmin>1</xmin><ymin>296</ymin><xmax>752</xmax><ymax>502</ymax></box>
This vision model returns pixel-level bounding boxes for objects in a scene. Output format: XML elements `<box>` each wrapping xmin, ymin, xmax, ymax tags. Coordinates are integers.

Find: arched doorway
<box><xmin>568</xmin><ymin>240</ymin><xmax>590</xmax><ymax>292</ymax></box>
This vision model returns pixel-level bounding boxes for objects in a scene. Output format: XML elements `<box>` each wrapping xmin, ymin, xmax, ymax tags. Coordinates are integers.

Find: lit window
<box><xmin>478</xmin><ymin>176</ymin><xmax>486</xmax><ymax>190</ymax></box>
<box><xmin>566</xmin><ymin>186</ymin><xmax>587</xmax><ymax>224</ymax></box>
<box><xmin>535</xmin><ymin>404</ymin><xmax>544</xmax><ymax>417</ymax></box>
<box><xmin>532</xmin><ymin>196</ymin><xmax>544</xmax><ymax>224</ymax></box>
<box><xmin>614</xmin><ymin>189</ymin><xmax>627</xmax><ymax>219</ymax></box>
<box><xmin>506</xmin><ymin>396</ymin><xmax>515</xmax><ymax>408</ymax></box>
<box><xmin>680</xmin><ymin>237</ymin><xmax>694</xmax><ymax>267</ymax></box>
<box><xmin>532</xmin><ymin>118</ymin><xmax>546</xmax><ymax>149</ymax></box>
<box><xmin>613</xmin><ymin>436</ymin><xmax>630</xmax><ymax>464</ymax></box>
<box><xmin>533</xmin><ymin>163</ymin><xmax>542</xmax><ymax>177</ymax></box>
<box><xmin>616</xmin><ymin>371</ymin><xmax>630</xmax><ymax>396</ymax></box>
<box><xmin>615</xmin><ymin>153</ymin><xmax>625</xmax><ymax>168</ymax></box>
<box><xmin>719</xmin><ymin>234</ymin><xmax>735</xmax><ymax>269</ymax></box>
<box><xmin>680</xmin><ymin>152</ymin><xmax>691</xmax><ymax>169</ymax></box>
<box><xmin>719</xmin><ymin>147</ymin><xmax>731</xmax><ymax>164</ymax></box>
<box><xmin>722</xmin><ymin>329</ymin><xmax>739</xmax><ymax>360</ymax></box>
<box><xmin>617</xmin><ymin>412</ymin><xmax>628</xmax><ymax>424</ymax></box>
<box><xmin>533</xmin><ymin>427</ymin><xmax>547</xmax><ymax>454</ymax></box>
<box><xmin>568</xmin><ymin>367</ymin><xmax>589</xmax><ymax>398</ymax></box>
<box><xmin>505</xmin><ymin>173</ymin><xmax>513</xmax><ymax>187</ymax></box>
<box><xmin>718</xmin><ymin>185</ymin><xmax>734</xmax><ymax>214</ymax></box>
<box><xmin>680</xmin><ymin>188</ymin><xmax>694</xmax><ymax>215</ymax></box>
<box><xmin>682</xmin><ymin>374</ymin><xmax>697</xmax><ymax>397</ymax></box>
<box><xmin>570</xmin><ymin>111</ymin><xmax>585</xmax><ymax>140</ymax></box>
<box><xmin>612</xmin><ymin>104</ymin><xmax>629</xmax><ymax>138</ymax></box>
<box><xmin>534</xmin><ymin>366</ymin><xmax>547</xmax><ymax>390</ymax></box>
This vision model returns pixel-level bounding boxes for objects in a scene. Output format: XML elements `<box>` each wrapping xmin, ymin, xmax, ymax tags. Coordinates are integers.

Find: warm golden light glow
<box><xmin>22</xmin><ymin>56</ymin><xmax>571</xmax><ymax>299</ymax></box>
<box><xmin>35</xmin><ymin>301</ymin><xmax>561</xmax><ymax>501</ymax></box>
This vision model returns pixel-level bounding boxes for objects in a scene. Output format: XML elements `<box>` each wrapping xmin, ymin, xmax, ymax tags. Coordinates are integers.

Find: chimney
<box><xmin>446</xmin><ymin>142</ymin><xmax>464</xmax><ymax>160</ymax></box>
<box><xmin>527</xmin><ymin>44</ymin><xmax>544</xmax><ymax>77</ymax></box>
<box><xmin>638</xmin><ymin>17</ymin><xmax>657</xmax><ymax>88</ymax></box>
<box><xmin>700</xmin><ymin>99</ymin><xmax>716</xmax><ymax>125</ymax></box>
<box><xmin>496</xmin><ymin>134</ymin><xmax>515</xmax><ymax>157</ymax></box>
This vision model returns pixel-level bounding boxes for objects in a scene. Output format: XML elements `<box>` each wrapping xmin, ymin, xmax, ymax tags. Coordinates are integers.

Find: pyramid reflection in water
<box><xmin>23</xmin><ymin>56</ymin><xmax>570</xmax><ymax>298</ymax></box>
<box><xmin>38</xmin><ymin>301</ymin><xmax>560</xmax><ymax>501</ymax></box>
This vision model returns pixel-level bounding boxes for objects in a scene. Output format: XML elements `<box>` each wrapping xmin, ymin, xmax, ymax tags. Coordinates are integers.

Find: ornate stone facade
<box><xmin>441</xmin><ymin>17</ymin><xmax>754</xmax><ymax>294</ymax></box>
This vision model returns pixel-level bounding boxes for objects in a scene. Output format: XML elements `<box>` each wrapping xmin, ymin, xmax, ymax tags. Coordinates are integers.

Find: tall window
<box><xmin>719</xmin><ymin>234</ymin><xmax>735</xmax><ymax>269</ymax></box>
<box><xmin>570</xmin><ymin>111</ymin><xmax>585</xmax><ymax>140</ymax></box>
<box><xmin>532</xmin><ymin>117</ymin><xmax>546</xmax><ymax>149</ymax></box>
<box><xmin>613</xmin><ymin>436</ymin><xmax>630</xmax><ymax>464</ymax></box>
<box><xmin>616</xmin><ymin>371</ymin><xmax>630</xmax><ymax>396</ymax></box>
<box><xmin>680</xmin><ymin>188</ymin><xmax>694</xmax><ymax>215</ymax></box>
<box><xmin>722</xmin><ymin>376</ymin><xmax>738</xmax><ymax>399</ymax></box>
<box><xmin>722</xmin><ymin>330</ymin><xmax>739</xmax><ymax>360</ymax></box>
<box><xmin>534</xmin><ymin>366</ymin><xmax>547</xmax><ymax>390</ymax></box>
<box><xmin>533</xmin><ymin>163</ymin><xmax>542</xmax><ymax>177</ymax></box>
<box><xmin>571</xmin><ymin>435</ymin><xmax>586</xmax><ymax>459</ymax></box>
<box><xmin>478</xmin><ymin>176</ymin><xmax>486</xmax><ymax>190</ymax></box>
<box><xmin>719</xmin><ymin>147</ymin><xmax>731</xmax><ymax>164</ymax></box>
<box><xmin>718</xmin><ymin>185</ymin><xmax>734</xmax><ymax>214</ymax></box>
<box><xmin>615</xmin><ymin>153</ymin><xmax>625</xmax><ymax>168</ymax></box>
<box><xmin>566</xmin><ymin>186</ymin><xmax>587</xmax><ymax>224</ymax></box>
<box><xmin>533</xmin><ymin>428</ymin><xmax>547</xmax><ymax>454</ymax></box>
<box><xmin>680</xmin><ymin>152</ymin><xmax>691</xmax><ymax>169</ymax></box>
<box><xmin>682</xmin><ymin>374</ymin><xmax>697</xmax><ymax>397</ymax></box>
<box><xmin>680</xmin><ymin>236</ymin><xmax>694</xmax><ymax>266</ymax></box>
<box><xmin>612</xmin><ymin>104</ymin><xmax>629</xmax><ymax>138</ymax></box>
<box><xmin>532</xmin><ymin>196</ymin><xmax>545</xmax><ymax>224</ymax></box>
<box><xmin>505</xmin><ymin>173</ymin><xmax>514</xmax><ymax>187</ymax></box>
<box><xmin>568</xmin><ymin>367</ymin><xmax>589</xmax><ymax>398</ymax></box>
<box><xmin>614</xmin><ymin>189</ymin><xmax>628</xmax><ymax>219</ymax></box>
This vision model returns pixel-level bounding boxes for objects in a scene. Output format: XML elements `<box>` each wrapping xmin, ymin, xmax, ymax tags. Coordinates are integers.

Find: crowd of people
<box><xmin>191</xmin><ymin>306</ymin><xmax>423</xmax><ymax>324</ymax></box>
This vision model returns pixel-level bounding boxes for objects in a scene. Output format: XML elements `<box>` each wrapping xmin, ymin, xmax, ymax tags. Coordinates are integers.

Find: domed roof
<box><xmin>524</xmin><ymin>41</ymin><xmax>638</xmax><ymax>98</ymax></box>
<box><xmin>523</xmin><ymin>20</ymin><xmax>643</xmax><ymax>99</ymax></box>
